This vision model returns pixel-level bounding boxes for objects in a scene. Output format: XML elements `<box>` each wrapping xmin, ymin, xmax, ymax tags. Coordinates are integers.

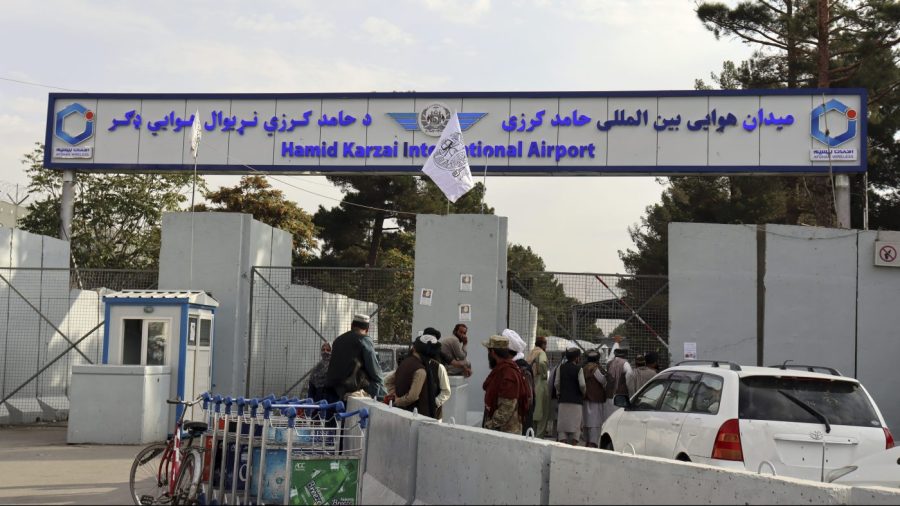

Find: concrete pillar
<box><xmin>158</xmin><ymin>212</ymin><xmax>292</xmax><ymax>395</ymax></box>
<box><xmin>412</xmin><ymin>214</ymin><xmax>508</xmax><ymax>420</ymax></box>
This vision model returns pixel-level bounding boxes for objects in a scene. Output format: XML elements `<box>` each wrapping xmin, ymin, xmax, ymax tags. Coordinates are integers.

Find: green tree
<box><xmin>625</xmin><ymin>0</ymin><xmax>900</xmax><ymax>276</ymax></box>
<box><xmin>312</xmin><ymin>175</ymin><xmax>491</xmax><ymax>267</ymax></box>
<box><xmin>696</xmin><ymin>0</ymin><xmax>900</xmax><ymax>229</ymax></box>
<box><xmin>507</xmin><ymin>244</ymin><xmax>582</xmax><ymax>339</ymax></box>
<box><xmin>18</xmin><ymin>143</ymin><xmax>200</xmax><ymax>269</ymax></box>
<box><xmin>198</xmin><ymin>175</ymin><xmax>318</xmax><ymax>265</ymax></box>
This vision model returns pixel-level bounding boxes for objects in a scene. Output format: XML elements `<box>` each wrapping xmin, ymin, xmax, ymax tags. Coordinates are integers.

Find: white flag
<box><xmin>421</xmin><ymin>112</ymin><xmax>474</xmax><ymax>203</ymax></box>
<box><xmin>190</xmin><ymin>109</ymin><xmax>202</xmax><ymax>158</ymax></box>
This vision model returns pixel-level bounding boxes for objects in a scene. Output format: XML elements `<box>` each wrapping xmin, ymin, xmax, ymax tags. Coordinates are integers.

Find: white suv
<box><xmin>600</xmin><ymin>360</ymin><xmax>894</xmax><ymax>482</ymax></box>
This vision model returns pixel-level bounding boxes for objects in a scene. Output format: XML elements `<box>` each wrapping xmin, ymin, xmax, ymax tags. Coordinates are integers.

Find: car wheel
<box><xmin>600</xmin><ymin>435</ymin><xmax>614</xmax><ymax>451</ymax></box>
<box><xmin>676</xmin><ymin>453</ymin><xmax>691</xmax><ymax>462</ymax></box>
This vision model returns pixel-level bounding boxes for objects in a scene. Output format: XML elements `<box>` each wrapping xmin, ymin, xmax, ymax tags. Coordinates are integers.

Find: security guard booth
<box><xmin>102</xmin><ymin>290</ymin><xmax>218</xmax><ymax>422</ymax></box>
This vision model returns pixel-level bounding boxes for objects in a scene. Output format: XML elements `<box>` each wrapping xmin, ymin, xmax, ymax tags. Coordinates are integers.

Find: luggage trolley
<box><xmin>250</xmin><ymin>397</ymin><xmax>313</xmax><ymax>505</ymax></box>
<box><xmin>202</xmin><ymin>394</ymin><xmax>225</xmax><ymax>505</ymax></box>
<box><xmin>214</xmin><ymin>396</ymin><xmax>238</xmax><ymax>503</ymax></box>
<box><xmin>284</xmin><ymin>404</ymin><xmax>369</xmax><ymax>505</ymax></box>
<box><xmin>223</xmin><ymin>394</ymin><xmax>288</xmax><ymax>505</ymax></box>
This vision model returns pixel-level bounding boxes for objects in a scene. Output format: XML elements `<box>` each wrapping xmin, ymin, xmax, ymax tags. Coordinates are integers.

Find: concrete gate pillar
<box><xmin>158</xmin><ymin>212</ymin><xmax>292</xmax><ymax>396</ymax></box>
<box><xmin>411</xmin><ymin>214</ymin><xmax>508</xmax><ymax>421</ymax></box>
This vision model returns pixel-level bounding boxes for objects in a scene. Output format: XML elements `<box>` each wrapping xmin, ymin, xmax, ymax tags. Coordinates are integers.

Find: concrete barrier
<box><xmin>414</xmin><ymin>422</ymin><xmax>554</xmax><ymax>505</ymax></box>
<box><xmin>347</xmin><ymin>396</ymin><xmax>899</xmax><ymax>504</ymax></box>
<box><xmin>849</xmin><ymin>486</ymin><xmax>900</xmax><ymax>504</ymax></box>
<box><xmin>347</xmin><ymin>397</ymin><xmax>438</xmax><ymax>505</ymax></box>
<box><xmin>548</xmin><ymin>444</ymin><xmax>851</xmax><ymax>505</ymax></box>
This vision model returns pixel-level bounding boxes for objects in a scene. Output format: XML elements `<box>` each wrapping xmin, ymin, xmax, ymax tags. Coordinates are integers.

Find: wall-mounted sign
<box><xmin>45</xmin><ymin>89</ymin><xmax>867</xmax><ymax>175</ymax></box>
<box><xmin>419</xmin><ymin>288</ymin><xmax>433</xmax><ymax>306</ymax></box>
<box><xmin>875</xmin><ymin>241</ymin><xmax>899</xmax><ymax>267</ymax></box>
<box><xmin>460</xmin><ymin>273</ymin><xmax>473</xmax><ymax>292</ymax></box>
<box><xmin>458</xmin><ymin>303</ymin><xmax>472</xmax><ymax>322</ymax></box>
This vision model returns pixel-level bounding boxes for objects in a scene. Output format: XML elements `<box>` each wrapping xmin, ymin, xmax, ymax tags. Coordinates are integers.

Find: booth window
<box><xmin>122</xmin><ymin>319</ymin><xmax>143</xmax><ymax>365</ymax></box>
<box><xmin>147</xmin><ymin>321</ymin><xmax>166</xmax><ymax>365</ymax></box>
<box><xmin>122</xmin><ymin>318</ymin><xmax>169</xmax><ymax>365</ymax></box>
<box><xmin>199</xmin><ymin>319</ymin><xmax>211</xmax><ymax>347</ymax></box>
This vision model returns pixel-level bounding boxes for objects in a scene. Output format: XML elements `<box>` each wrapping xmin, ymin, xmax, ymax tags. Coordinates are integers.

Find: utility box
<box><xmin>102</xmin><ymin>290</ymin><xmax>218</xmax><ymax>422</ymax></box>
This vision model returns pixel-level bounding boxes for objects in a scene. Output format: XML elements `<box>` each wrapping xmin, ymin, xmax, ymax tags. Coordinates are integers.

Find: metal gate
<box><xmin>246</xmin><ymin>266</ymin><xmax>414</xmax><ymax>398</ymax></box>
<box><xmin>507</xmin><ymin>271</ymin><xmax>669</xmax><ymax>368</ymax></box>
<box><xmin>0</xmin><ymin>268</ymin><xmax>158</xmax><ymax>423</ymax></box>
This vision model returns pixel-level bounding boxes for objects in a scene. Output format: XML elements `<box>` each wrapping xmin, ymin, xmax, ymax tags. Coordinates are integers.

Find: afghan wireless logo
<box><xmin>810</xmin><ymin>99</ymin><xmax>857</xmax><ymax>148</ymax></box>
<box><xmin>55</xmin><ymin>103</ymin><xmax>95</xmax><ymax>145</ymax></box>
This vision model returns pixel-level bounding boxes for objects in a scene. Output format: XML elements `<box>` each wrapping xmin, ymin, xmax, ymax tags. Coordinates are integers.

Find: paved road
<box><xmin>0</xmin><ymin>424</ymin><xmax>140</xmax><ymax>505</ymax></box>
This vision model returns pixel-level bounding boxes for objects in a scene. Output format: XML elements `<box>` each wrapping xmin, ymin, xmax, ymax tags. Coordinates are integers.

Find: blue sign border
<box><xmin>45</xmin><ymin>89</ymin><xmax>868</xmax><ymax>175</ymax></box>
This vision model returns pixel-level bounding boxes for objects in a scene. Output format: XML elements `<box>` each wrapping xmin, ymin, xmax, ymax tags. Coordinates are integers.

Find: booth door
<box><xmin>184</xmin><ymin>316</ymin><xmax>198</xmax><ymax>420</ymax></box>
<box><xmin>193</xmin><ymin>318</ymin><xmax>212</xmax><ymax>398</ymax></box>
<box><xmin>184</xmin><ymin>316</ymin><xmax>212</xmax><ymax>422</ymax></box>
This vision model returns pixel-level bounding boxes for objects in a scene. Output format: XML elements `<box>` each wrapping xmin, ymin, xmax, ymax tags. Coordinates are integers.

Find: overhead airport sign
<box><xmin>45</xmin><ymin>90</ymin><xmax>867</xmax><ymax>175</ymax></box>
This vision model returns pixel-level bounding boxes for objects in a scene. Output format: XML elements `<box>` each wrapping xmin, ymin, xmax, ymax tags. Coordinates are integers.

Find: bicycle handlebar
<box><xmin>165</xmin><ymin>396</ymin><xmax>204</xmax><ymax>407</ymax></box>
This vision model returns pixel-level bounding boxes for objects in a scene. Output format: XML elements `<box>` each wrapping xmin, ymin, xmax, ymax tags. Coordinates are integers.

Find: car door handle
<box><xmin>671</xmin><ymin>421</ymin><xmax>682</xmax><ymax>427</ymax></box>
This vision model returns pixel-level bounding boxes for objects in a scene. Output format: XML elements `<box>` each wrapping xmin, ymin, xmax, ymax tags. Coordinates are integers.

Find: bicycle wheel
<box><xmin>130</xmin><ymin>442</ymin><xmax>170</xmax><ymax>505</ymax></box>
<box><xmin>172</xmin><ymin>451</ymin><xmax>199</xmax><ymax>506</ymax></box>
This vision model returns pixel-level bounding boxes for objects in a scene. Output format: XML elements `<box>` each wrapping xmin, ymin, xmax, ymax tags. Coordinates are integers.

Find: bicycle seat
<box><xmin>184</xmin><ymin>421</ymin><xmax>208</xmax><ymax>434</ymax></box>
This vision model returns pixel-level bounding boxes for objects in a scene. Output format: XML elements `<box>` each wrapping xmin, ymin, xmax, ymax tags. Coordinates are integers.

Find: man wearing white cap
<box><xmin>326</xmin><ymin>314</ymin><xmax>385</xmax><ymax>400</ymax></box>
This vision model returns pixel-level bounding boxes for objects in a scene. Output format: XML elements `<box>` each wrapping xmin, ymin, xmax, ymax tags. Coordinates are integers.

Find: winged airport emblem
<box><xmin>387</xmin><ymin>102</ymin><xmax>487</xmax><ymax>137</ymax></box>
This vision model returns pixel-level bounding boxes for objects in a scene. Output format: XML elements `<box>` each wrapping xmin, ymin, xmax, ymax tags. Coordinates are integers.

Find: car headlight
<box><xmin>825</xmin><ymin>465</ymin><xmax>857</xmax><ymax>483</ymax></box>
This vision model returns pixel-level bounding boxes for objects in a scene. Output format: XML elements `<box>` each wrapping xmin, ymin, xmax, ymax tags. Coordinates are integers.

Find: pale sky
<box><xmin>0</xmin><ymin>0</ymin><xmax>752</xmax><ymax>273</ymax></box>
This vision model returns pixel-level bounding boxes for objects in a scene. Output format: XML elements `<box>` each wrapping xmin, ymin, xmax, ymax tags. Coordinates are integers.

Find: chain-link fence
<box><xmin>247</xmin><ymin>266</ymin><xmax>414</xmax><ymax>398</ymax></box>
<box><xmin>0</xmin><ymin>268</ymin><xmax>158</xmax><ymax>423</ymax></box>
<box><xmin>507</xmin><ymin>271</ymin><xmax>669</xmax><ymax>370</ymax></box>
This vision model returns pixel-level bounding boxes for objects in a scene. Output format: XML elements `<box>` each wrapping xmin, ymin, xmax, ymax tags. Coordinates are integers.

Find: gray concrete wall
<box><xmin>158</xmin><ymin>212</ymin><xmax>292</xmax><ymax>396</ymax></box>
<box><xmin>669</xmin><ymin>223</ymin><xmax>758</xmax><ymax>365</ymax></box>
<box><xmin>411</xmin><ymin>214</ymin><xmax>508</xmax><ymax>416</ymax></box>
<box><xmin>855</xmin><ymin>230</ymin><xmax>900</xmax><ymax>433</ymax></box>
<box><xmin>247</xmin><ymin>282</ymin><xmax>377</xmax><ymax>397</ymax></box>
<box><xmin>763</xmin><ymin>225</ymin><xmax>858</xmax><ymax>374</ymax></box>
<box><xmin>0</xmin><ymin>228</ymin><xmax>74</xmax><ymax>424</ymax></box>
<box><xmin>669</xmin><ymin>222</ymin><xmax>900</xmax><ymax>432</ymax></box>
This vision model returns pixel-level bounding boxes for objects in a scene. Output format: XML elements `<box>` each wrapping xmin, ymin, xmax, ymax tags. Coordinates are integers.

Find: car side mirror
<box><xmin>614</xmin><ymin>394</ymin><xmax>631</xmax><ymax>409</ymax></box>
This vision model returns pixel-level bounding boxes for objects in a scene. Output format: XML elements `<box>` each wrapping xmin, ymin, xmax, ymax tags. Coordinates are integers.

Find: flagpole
<box><xmin>189</xmin><ymin>109</ymin><xmax>201</xmax><ymax>291</ymax></box>
<box><xmin>190</xmin><ymin>151</ymin><xmax>197</xmax><ymax>290</ymax></box>
<box><xmin>482</xmin><ymin>164</ymin><xmax>488</xmax><ymax>214</ymax></box>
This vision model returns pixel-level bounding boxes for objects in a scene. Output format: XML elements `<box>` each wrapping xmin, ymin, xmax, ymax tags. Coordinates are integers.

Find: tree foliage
<box><xmin>18</xmin><ymin>143</ymin><xmax>199</xmax><ymax>269</ymax></box>
<box><xmin>696</xmin><ymin>0</ymin><xmax>900</xmax><ymax>228</ymax></box>
<box><xmin>312</xmin><ymin>175</ymin><xmax>492</xmax><ymax>267</ymax></box>
<box><xmin>507</xmin><ymin>244</ymin><xmax>581</xmax><ymax>339</ymax></box>
<box><xmin>623</xmin><ymin>0</ymin><xmax>900</xmax><ymax>278</ymax></box>
<box><xmin>198</xmin><ymin>175</ymin><xmax>318</xmax><ymax>264</ymax></box>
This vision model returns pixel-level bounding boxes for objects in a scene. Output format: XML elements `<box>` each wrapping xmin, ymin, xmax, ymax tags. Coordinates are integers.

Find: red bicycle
<box><xmin>129</xmin><ymin>395</ymin><xmax>208</xmax><ymax>505</ymax></box>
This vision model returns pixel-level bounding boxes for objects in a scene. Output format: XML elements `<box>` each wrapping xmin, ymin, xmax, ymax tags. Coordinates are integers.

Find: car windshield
<box><xmin>375</xmin><ymin>349</ymin><xmax>396</xmax><ymax>373</ymax></box>
<box><xmin>738</xmin><ymin>376</ymin><xmax>881</xmax><ymax>428</ymax></box>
